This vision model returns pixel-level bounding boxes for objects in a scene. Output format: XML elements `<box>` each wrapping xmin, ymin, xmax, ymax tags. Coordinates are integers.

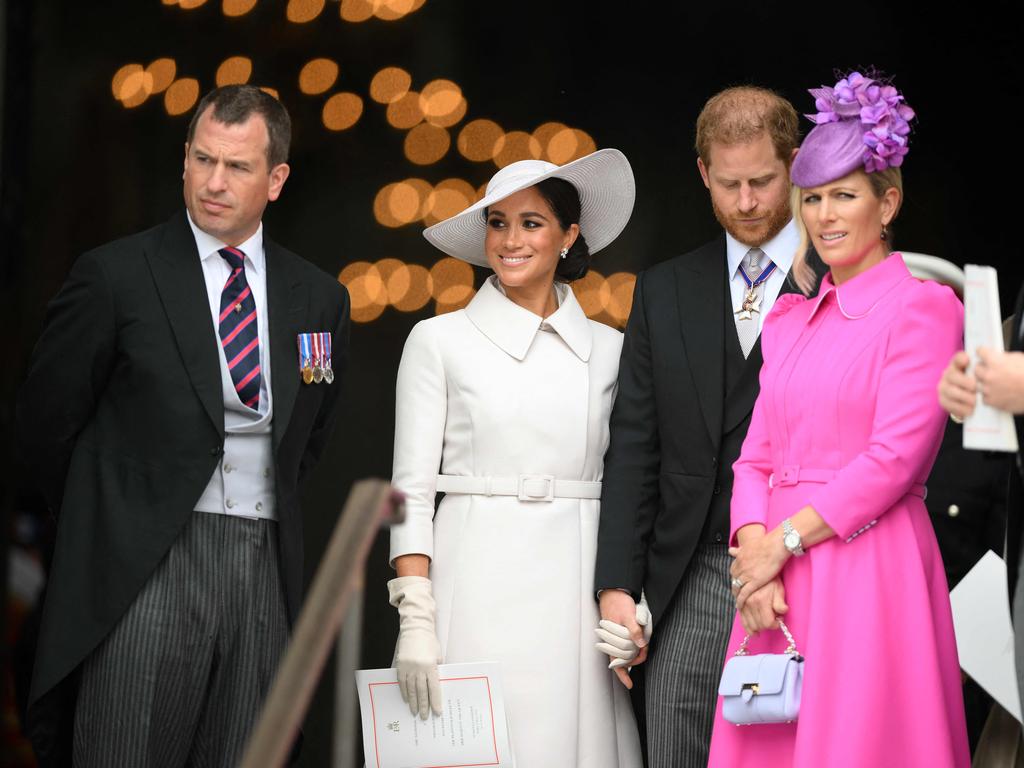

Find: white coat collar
<box><xmin>465</xmin><ymin>276</ymin><xmax>593</xmax><ymax>362</ymax></box>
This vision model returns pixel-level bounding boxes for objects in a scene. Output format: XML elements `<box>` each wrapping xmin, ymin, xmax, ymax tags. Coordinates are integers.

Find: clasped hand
<box><xmin>729</xmin><ymin>527</ymin><xmax>790</xmax><ymax>635</ymax></box>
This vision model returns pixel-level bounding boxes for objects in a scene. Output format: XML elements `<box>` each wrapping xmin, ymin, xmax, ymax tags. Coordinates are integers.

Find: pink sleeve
<box><xmin>806</xmin><ymin>284</ymin><xmax>964</xmax><ymax>540</ymax></box>
<box><xmin>729</xmin><ymin>293</ymin><xmax>807</xmax><ymax>544</ymax></box>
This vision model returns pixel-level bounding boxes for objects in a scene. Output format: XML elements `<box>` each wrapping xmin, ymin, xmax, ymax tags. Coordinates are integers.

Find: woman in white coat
<box><xmin>387</xmin><ymin>149</ymin><xmax>643</xmax><ymax>766</ymax></box>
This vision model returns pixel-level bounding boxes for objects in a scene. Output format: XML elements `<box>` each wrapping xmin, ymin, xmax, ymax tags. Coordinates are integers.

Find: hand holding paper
<box><xmin>975</xmin><ymin>346</ymin><xmax>1024</xmax><ymax>414</ymax></box>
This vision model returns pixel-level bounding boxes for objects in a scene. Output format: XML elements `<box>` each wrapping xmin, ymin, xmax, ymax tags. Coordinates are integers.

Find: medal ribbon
<box><xmin>323</xmin><ymin>333</ymin><xmax>331</xmax><ymax>367</ymax></box>
<box><xmin>297</xmin><ymin>334</ymin><xmax>312</xmax><ymax>367</ymax></box>
<box><xmin>738</xmin><ymin>260</ymin><xmax>777</xmax><ymax>290</ymax></box>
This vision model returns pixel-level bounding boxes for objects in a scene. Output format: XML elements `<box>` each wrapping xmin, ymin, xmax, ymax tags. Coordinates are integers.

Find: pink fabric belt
<box><xmin>767</xmin><ymin>465</ymin><xmax>927</xmax><ymax>499</ymax></box>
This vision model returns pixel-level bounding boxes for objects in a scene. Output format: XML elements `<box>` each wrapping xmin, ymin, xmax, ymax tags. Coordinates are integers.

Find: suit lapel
<box><xmin>675</xmin><ymin>237</ymin><xmax>726</xmax><ymax>448</ymax></box>
<box><xmin>266</xmin><ymin>238</ymin><xmax>306</xmax><ymax>450</ymax></box>
<box><xmin>147</xmin><ymin>212</ymin><xmax>224</xmax><ymax>436</ymax></box>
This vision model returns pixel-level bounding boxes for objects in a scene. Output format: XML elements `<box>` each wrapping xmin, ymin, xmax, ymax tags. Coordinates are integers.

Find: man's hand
<box><xmin>597</xmin><ymin>590</ymin><xmax>649</xmax><ymax>689</ymax></box>
<box><xmin>938</xmin><ymin>351</ymin><xmax>976</xmax><ymax>420</ymax></box>
<box><xmin>737</xmin><ymin>577</ymin><xmax>788</xmax><ymax>636</ymax></box>
<box><xmin>975</xmin><ymin>347</ymin><xmax>1024</xmax><ymax>414</ymax></box>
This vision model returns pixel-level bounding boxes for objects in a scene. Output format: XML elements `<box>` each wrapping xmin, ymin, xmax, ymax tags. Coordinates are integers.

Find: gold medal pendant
<box><xmin>302</xmin><ymin>366</ymin><xmax>314</xmax><ymax>385</ymax></box>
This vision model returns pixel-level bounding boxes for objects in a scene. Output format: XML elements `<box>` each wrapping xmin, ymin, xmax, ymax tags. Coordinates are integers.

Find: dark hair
<box><xmin>533</xmin><ymin>177</ymin><xmax>591</xmax><ymax>282</ymax></box>
<box><xmin>186</xmin><ymin>85</ymin><xmax>292</xmax><ymax>168</ymax></box>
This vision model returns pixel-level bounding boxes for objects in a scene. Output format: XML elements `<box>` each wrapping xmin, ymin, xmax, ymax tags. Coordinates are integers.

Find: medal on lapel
<box><xmin>322</xmin><ymin>332</ymin><xmax>335</xmax><ymax>384</ymax></box>
<box><xmin>297</xmin><ymin>333</ymin><xmax>315</xmax><ymax>384</ymax></box>
<box><xmin>311</xmin><ymin>333</ymin><xmax>324</xmax><ymax>384</ymax></box>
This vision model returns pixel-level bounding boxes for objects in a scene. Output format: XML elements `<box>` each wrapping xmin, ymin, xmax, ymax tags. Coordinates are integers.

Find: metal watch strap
<box><xmin>782</xmin><ymin>518</ymin><xmax>805</xmax><ymax>556</ymax></box>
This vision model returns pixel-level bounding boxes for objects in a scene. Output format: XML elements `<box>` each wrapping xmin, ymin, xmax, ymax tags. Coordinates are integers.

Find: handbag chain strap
<box><xmin>734</xmin><ymin>620</ymin><xmax>800</xmax><ymax>657</ymax></box>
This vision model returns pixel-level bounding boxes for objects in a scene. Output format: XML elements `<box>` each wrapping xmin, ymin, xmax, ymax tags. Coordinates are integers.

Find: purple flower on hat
<box><xmin>805</xmin><ymin>71</ymin><xmax>915</xmax><ymax>175</ymax></box>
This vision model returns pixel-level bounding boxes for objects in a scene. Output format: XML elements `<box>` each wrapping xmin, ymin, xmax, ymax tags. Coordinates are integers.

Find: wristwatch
<box><xmin>782</xmin><ymin>518</ymin><xmax>805</xmax><ymax>556</ymax></box>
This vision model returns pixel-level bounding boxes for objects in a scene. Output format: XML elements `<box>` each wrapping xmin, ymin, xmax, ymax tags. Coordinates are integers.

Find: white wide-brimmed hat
<box><xmin>423</xmin><ymin>148</ymin><xmax>636</xmax><ymax>267</ymax></box>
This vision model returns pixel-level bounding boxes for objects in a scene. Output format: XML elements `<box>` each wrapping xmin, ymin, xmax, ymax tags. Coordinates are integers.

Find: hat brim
<box><xmin>423</xmin><ymin>148</ymin><xmax>636</xmax><ymax>268</ymax></box>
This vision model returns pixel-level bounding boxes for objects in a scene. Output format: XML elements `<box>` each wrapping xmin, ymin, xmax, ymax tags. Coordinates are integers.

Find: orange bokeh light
<box><xmin>404</xmin><ymin>124</ymin><xmax>450</xmax><ymax>165</ymax></box>
<box><xmin>420</xmin><ymin>79</ymin><xmax>466</xmax><ymax>128</ymax></box>
<box><xmin>457</xmin><ymin>119</ymin><xmax>504</xmax><ymax>162</ymax></box>
<box><xmin>112</xmin><ymin>64</ymin><xmax>143</xmax><ymax>100</ymax></box>
<box><xmin>339</xmin><ymin>0</ymin><xmax>375</xmax><ymax>22</ymax></box>
<box><xmin>532</xmin><ymin>122</ymin><xmax>569</xmax><ymax>161</ymax></box>
<box><xmin>287</xmin><ymin>0</ymin><xmax>325</xmax><ymax>22</ymax></box>
<box><xmin>119</xmin><ymin>70</ymin><xmax>155</xmax><ymax>108</ymax></box>
<box><xmin>391</xmin><ymin>264</ymin><xmax>433</xmax><ymax>312</ymax></box>
<box><xmin>547</xmin><ymin>128</ymin><xmax>597</xmax><ymax>164</ymax></box>
<box><xmin>370</xmin><ymin>67</ymin><xmax>412</xmax><ymax>104</ymax></box>
<box><xmin>322</xmin><ymin>92</ymin><xmax>364</xmax><ymax>131</ymax></box>
<box><xmin>222</xmin><ymin>0</ymin><xmax>258</xmax><ymax>16</ymax></box>
<box><xmin>571</xmin><ymin>270</ymin><xmax>606</xmax><ymax>318</ymax></box>
<box><xmin>260</xmin><ymin>87</ymin><xmax>280</xmax><ymax>99</ymax></box>
<box><xmin>386</xmin><ymin>91</ymin><xmax>424</xmax><ymax>130</ymax></box>
<box><xmin>164</xmin><ymin>78</ymin><xmax>200</xmax><ymax>116</ymax></box>
<box><xmin>374</xmin><ymin>179</ymin><xmax>432</xmax><ymax>228</ymax></box>
<box><xmin>338</xmin><ymin>261</ymin><xmax>387</xmax><ymax>323</ymax></box>
<box><xmin>146</xmin><ymin>59</ymin><xmax>177</xmax><ymax>95</ymax></box>
<box><xmin>216</xmin><ymin>56</ymin><xmax>252</xmax><ymax>86</ymax></box>
<box><xmin>178</xmin><ymin>0</ymin><xmax>208</xmax><ymax>8</ymax></box>
<box><xmin>430</xmin><ymin>257</ymin><xmax>475</xmax><ymax>314</ymax></box>
<box><xmin>424</xmin><ymin>179</ymin><xmax>476</xmax><ymax>226</ymax></box>
<box><xmin>299</xmin><ymin>58</ymin><xmax>339</xmax><ymax>95</ymax></box>
<box><xmin>604</xmin><ymin>272</ymin><xmax>636</xmax><ymax>325</ymax></box>
<box><xmin>493</xmin><ymin>130</ymin><xmax>542</xmax><ymax>168</ymax></box>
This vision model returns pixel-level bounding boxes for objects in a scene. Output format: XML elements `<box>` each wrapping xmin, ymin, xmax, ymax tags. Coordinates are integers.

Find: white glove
<box><xmin>388</xmin><ymin>576</ymin><xmax>443</xmax><ymax>719</ymax></box>
<box><xmin>594</xmin><ymin>594</ymin><xmax>653</xmax><ymax>670</ymax></box>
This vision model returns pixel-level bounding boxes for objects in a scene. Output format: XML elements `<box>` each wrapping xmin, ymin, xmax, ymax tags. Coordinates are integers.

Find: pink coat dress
<box><xmin>708</xmin><ymin>254</ymin><xmax>970</xmax><ymax>768</ymax></box>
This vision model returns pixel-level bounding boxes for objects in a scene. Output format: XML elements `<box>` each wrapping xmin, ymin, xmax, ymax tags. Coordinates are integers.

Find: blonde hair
<box><xmin>790</xmin><ymin>166</ymin><xmax>904</xmax><ymax>295</ymax></box>
<box><xmin>695</xmin><ymin>86</ymin><xmax>799</xmax><ymax>167</ymax></box>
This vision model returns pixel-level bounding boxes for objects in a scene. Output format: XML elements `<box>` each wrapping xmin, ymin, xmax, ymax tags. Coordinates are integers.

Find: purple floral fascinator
<box><xmin>790</xmin><ymin>71</ymin><xmax>915</xmax><ymax>188</ymax></box>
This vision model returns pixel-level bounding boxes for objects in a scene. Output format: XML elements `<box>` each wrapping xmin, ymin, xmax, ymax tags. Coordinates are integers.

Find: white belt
<box><xmin>436</xmin><ymin>474</ymin><xmax>601</xmax><ymax>502</ymax></box>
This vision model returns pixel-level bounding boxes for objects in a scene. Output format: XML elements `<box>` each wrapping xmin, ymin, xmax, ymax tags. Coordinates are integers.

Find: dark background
<box><xmin>2</xmin><ymin>0</ymin><xmax>1019</xmax><ymax>764</ymax></box>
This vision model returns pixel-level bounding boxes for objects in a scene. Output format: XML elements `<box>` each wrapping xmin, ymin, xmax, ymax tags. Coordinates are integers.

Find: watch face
<box><xmin>784</xmin><ymin>531</ymin><xmax>800</xmax><ymax>550</ymax></box>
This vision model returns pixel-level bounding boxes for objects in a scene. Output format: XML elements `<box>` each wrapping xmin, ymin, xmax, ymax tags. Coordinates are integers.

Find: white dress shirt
<box><xmin>726</xmin><ymin>218</ymin><xmax>800</xmax><ymax>339</ymax></box>
<box><xmin>187</xmin><ymin>212</ymin><xmax>277</xmax><ymax>520</ymax></box>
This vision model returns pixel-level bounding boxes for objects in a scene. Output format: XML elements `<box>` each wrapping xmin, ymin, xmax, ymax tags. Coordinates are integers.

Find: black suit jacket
<box><xmin>595</xmin><ymin>235</ymin><xmax>811</xmax><ymax>624</ymax></box>
<box><xmin>17</xmin><ymin>211</ymin><xmax>351</xmax><ymax>764</ymax></box>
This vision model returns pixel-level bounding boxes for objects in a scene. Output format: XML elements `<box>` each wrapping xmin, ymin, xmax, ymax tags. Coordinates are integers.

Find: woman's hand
<box><xmin>737</xmin><ymin>577</ymin><xmax>788</xmax><ymax>636</ymax></box>
<box><xmin>729</xmin><ymin>526</ymin><xmax>789</xmax><ymax>611</ymax></box>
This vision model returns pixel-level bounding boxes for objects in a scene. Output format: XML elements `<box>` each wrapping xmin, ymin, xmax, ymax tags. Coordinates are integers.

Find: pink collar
<box><xmin>807</xmin><ymin>252</ymin><xmax>913</xmax><ymax>322</ymax></box>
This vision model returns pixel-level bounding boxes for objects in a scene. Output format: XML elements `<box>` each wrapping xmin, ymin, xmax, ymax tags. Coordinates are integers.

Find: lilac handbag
<box><xmin>718</xmin><ymin>620</ymin><xmax>804</xmax><ymax>725</ymax></box>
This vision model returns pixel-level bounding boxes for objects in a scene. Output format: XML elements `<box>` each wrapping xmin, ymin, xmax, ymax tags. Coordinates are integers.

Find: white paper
<box><xmin>963</xmin><ymin>265</ymin><xmax>1019</xmax><ymax>452</ymax></box>
<box><xmin>356</xmin><ymin>662</ymin><xmax>514</xmax><ymax>768</ymax></box>
<box><xmin>950</xmin><ymin>550</ymin><xmax>1022</xmax><ymax>722</ymax></box>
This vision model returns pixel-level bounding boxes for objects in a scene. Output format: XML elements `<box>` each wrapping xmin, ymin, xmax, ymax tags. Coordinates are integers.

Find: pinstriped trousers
<box><xmin>73</xmin><ymin>512</ymin><xmax>289</xmax><ymax>768</ymax></box>
<box><xmin>645</xmin><ymin>544</ymin><xmax>734</xmax><ymax>768</ymax></box>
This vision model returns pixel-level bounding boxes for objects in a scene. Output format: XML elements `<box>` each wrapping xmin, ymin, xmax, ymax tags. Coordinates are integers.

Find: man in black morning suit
<box><xmin>594</xmin><ymin>87</ymin><xmax>818</xmax><ymax>767</ymax></box>
<box><xmin>940</xmin><ymin>277</ymin><xmax>1024</xmax><ymax>722</ymax></box>
<box><xmin>17</xmin><ymin>86</ymin><xmax>350</xmax><ymax>766</ymax></box>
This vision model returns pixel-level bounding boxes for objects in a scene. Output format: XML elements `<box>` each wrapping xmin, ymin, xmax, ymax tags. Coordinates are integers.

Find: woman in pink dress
<box><xmin>708</xmin><ymin>72</ymin><xmax>971</xmax><ymax>767</ymax></box>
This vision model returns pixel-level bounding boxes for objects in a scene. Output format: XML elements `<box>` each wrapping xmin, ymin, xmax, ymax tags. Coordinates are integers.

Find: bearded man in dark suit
<box><xmin>594</xmin><ymin>87</ymin><xmax>813</xmax><ymax>768</ymax></box>
<box><xmin>18</xmin><ymin>85</ymin><xmax>350</xmax><ymax>767</ymax></box>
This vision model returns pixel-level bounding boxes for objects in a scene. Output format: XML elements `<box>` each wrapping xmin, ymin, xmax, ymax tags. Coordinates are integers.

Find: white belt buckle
<box><xmin>518</xmin><ymin>474</ymin><xmax>555</xmax><ymax>502</ymax></box>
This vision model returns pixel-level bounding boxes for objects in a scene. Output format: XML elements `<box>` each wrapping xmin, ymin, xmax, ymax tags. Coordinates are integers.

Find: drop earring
<box><xmin>559</xmin><ymin>247</ymin><xmax>569</xmax><ymax>259</ymax></box>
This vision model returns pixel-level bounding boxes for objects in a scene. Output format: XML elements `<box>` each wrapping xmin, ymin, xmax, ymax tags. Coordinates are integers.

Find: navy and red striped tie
<box><xmin>218</xmin><ymin>247</ymin><xmax>261</xmax><ymax>410</ymax></box>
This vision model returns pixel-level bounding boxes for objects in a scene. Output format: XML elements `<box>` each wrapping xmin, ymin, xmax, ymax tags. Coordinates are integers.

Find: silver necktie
<box><xmin>736</xmin><ymin>248</ymin><xmax>766</xmax><ymax>358</ymax></box>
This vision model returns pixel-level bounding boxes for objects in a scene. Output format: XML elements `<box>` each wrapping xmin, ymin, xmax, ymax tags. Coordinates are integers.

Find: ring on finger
<box><xmin>730</xmin><ymin>577</ymin><xmax>744</xmax><ymax>589</ymax></box>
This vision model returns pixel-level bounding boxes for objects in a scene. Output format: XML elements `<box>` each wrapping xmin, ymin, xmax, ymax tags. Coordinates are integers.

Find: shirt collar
<box><xmin>726</xmin><ymin>218</ymin><xmax>799</xmax><ymax>278</ymax></box>
<box><xmin>807</xmin><ymin>252</ymin><xmax>913</xmax><ymax>323</ymax></box>
<box><xmin>186</xmin><ymin>210</ymin><xmax>265</xmax><ymax>276</ymax></box>
<box><xmin>465</xmin><ymin>276</ymin><xmax>593</xmax><ymax>362</ymax></box>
